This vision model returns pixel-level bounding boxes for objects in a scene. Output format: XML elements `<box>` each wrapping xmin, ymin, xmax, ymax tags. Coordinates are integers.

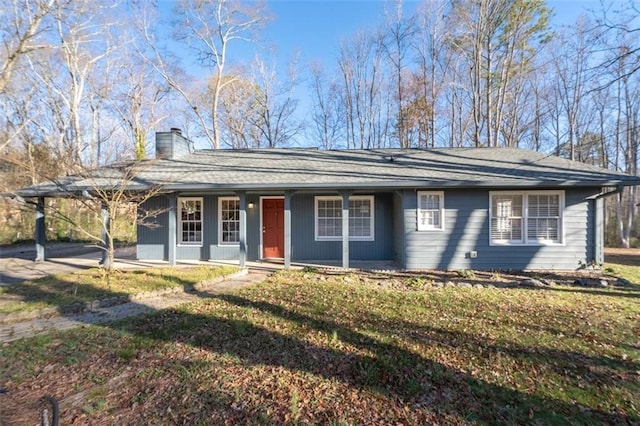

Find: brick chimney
<box><xmin>155</xmin><ymin>128</ymin><xmax>193</xmax><ymax>159</ymax></box>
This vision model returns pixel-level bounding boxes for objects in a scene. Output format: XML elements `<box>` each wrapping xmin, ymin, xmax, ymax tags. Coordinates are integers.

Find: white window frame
<box><xmin>178</xmin><ymin>197</ymin><xmax>203</xmax><ymax>247</ymax></box>
<box><xmin>489</xmin><ymin>190</ymin><xmax>564</xmax><ymax>246</ymax></box>
<box><xmin>417</xmin><ymin>191</ymin><xmax>445</xmax><ymax>231</ymax></box>
<box><xmin>314</xmin><ymin>195</ymin><xmax>375</xmax><ymax>241</ymax></box>
<box><xmin>218</xmin><ymin>196</ymin><xmax>240</xmax><ymax>246</ymax></box>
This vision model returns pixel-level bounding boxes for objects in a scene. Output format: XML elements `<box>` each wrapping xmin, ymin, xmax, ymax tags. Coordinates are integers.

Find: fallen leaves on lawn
<box><xmin>0</xmin><ymin>269</ymin><xmax>638</xmax><ymax>424</ymax></box>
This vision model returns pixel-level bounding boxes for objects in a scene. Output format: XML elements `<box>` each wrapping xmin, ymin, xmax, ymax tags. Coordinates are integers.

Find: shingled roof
<box><xmin>12</xmin><ymin>147</ymin><xmax>640</xmax><ymax>197</ymax></box>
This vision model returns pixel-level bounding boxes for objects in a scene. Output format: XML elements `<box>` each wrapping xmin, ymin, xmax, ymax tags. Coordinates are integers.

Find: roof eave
<box><xmin>142</xmin><ymin>179</ymin><xmax>640</xmax><ymax>192</ymax></box>
<box><xmin>7</xmin><ymin>178</ymin><xmax>638</xmax><ymax>197</ymax></box>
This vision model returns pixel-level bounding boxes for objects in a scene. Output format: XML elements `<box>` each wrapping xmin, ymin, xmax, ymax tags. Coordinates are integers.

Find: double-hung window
<box><xmin>417</xmin><ymin>191</ymin><xmax>444</xmax><ymax>230</ymax></box>
<box><xmin>315</xmin><ymin>195</ymin><xmax>374</xmax><ymax>241</ymax></box>
<box><xmin>219</xmin><ymin>197</ymin><xmax>240</xmax><ymax>245</ymax></box>
<box><xmin>178</xmin><ymin>197</ymin><xmax>203</xmax><ymax>245</ymax></box>
<box><xmin>527</xmin><ymin>194</ymin><xmax>561</xmax><ymax>242</ymax></box>
<box><xmin>490</xmin><ymin>191</ymin><xmax>563</xmax><ymax>245</ymax></box>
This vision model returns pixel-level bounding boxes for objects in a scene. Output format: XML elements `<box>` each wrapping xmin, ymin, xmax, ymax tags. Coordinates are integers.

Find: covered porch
<box><xmin>158</xmin><ymin>189</ymin><xmax>390</xmax><ymax>270</ymax></box>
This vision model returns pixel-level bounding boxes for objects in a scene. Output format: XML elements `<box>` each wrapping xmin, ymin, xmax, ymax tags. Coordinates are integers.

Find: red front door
<box><xmin>263</xmin><ymin>198</ymin><xmax>284</xmax><ymax>258</ymax></box>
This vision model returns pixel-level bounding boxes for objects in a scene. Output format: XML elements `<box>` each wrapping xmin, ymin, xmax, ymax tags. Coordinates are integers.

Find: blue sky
<box><xmin>264</xmin><ymin>1</ymin><xmax>385</xmax><ymax>61</ymax></box>
<box><xmin>262</xmin><ymin>0</ymin><xmax>601</xmax><ymax>68</ymax></box>
<box><xmin>162</xmin><ymin>0</ymin><xmax>603</xmax><ymax>77</ymax></box>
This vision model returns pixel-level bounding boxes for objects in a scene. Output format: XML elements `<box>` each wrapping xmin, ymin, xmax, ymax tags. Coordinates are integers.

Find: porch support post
<box><xmin>284</xmin><ymin>191</ymin><xmax>292</xmax><ymax>269</ymax></box>
<box><xmin>341</xmin><ymin>190</ymin><xmax>351</xmax><ymax>269</ymax></box>
<box><xmin>100</xmin><ymin>201</ymin><xmax>111</xmax><ymax>268</ymax></box>
<box><xmin>34</xmin><ymin>196</ymin><xmax>46</xmax><ymax>262</ymax></box>
<box><xmin>238</xmin><ymin>191</ymin><xmax>247</xmax><ymax>268</ymax></box>
<box><xmin>167</xmin><ymin>193</ymin><xmax>177</xmax><ymax>266</ymax></box>
<box><xmin>594</xmin><ymin>197</ymin><xmax>604</xmax><ymax>264</ymax></box>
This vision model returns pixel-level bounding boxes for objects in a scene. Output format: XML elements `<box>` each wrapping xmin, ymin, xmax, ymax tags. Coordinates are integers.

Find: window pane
<box><xmin>491</xmin><ymin>195</ymin><xmax>523</xmax><ymax>242</ymax></box>
<box><xmin>430</xmin><ymin>211</ymin><xmax>440</xmax><ymax>227</ymax></box>
<box><xmin>527</xmin><ymin>194</ymin><xmax>559</xmax><ymax>242</ymax></box>
<box><xmin>220</xmin><ymin>198</ymin><xmax>240</xmax><ymax>243</ymax></box>
<box><xmin>317</xmin><ymin>197</ymin><xmax>372</xmax><ymax>239</ymax></box>
<box><xmin>426</xmin><ymin>195</ymin><xmax>439</xmax><ymax>210</ymax></box>
<box><xmin>179</xmin><ymin>198</ymin><xmax>203</xmax><ymax>245</ymax></box>
<box><xmin>349</xmin><ymin>199</ymin><xmax>372</xmax><ymax>238</ymax></box>
<box><xmin>317</xmin><ymin>200</ymin><xmax>342</xmax><ymax>238</ymax></box>
<box><xmin>418</xmin><ymin>193</ymin><xmax>443</xmax><ymax>230</ymax></box>
<box><xmin>527</xmin><ymin>218</ymin><xmax>559</xmax><ymax>240</ymax></box>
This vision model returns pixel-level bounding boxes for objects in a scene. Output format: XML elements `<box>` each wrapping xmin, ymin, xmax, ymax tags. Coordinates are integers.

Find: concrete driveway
<box><xmin>0</xmin><ymin>244</ymin><xmax>269</xmax><ymax>285</ymax></box>
<box><xmin>0</xmin><ymin>244</ymin><xmax>159</xmax><ymax>285</ymax></box>
<box><xmin>0</xmin><ymin>243</ymin><xmax>397</xmax><ymax>286</ymax></box>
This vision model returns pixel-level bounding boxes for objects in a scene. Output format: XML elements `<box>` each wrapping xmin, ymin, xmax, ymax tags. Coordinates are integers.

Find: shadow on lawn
<box><xmin>3</xmin><ymin>267</ymin><xmax>638</xmax><ymax>423</ymax></box>
<box><xmin>368</xmin><ymin>314</ymin><xmax>640</xmax><ymax>382</ymax></box>
<box><xmin>528</xmin><ymin>285</ymin><xmax>640</xmax><ymax>299</ymax></box>
<box><xmin>0</xmin><ymin>270</ymin><xmax>204</xmax><ymax>314</ymax></box>
<box><xmin>116</xmin><ymin>292</ymin><xmax>637</xmax><ymax>424</ymax></box>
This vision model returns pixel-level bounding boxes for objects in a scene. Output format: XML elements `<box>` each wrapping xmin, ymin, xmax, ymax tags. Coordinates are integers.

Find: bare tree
<box><xmin>173</xmin><ymin>0</ymin><xmax>268</xmax><ymax>149</ymax></box>
<box><xmin>1</xmin><ymin>1</ymin><xmax>176</xmax><ymax>247</ymax></box>
<box><xmin>611</xmin><ymin>42</ymin><xmax>639</xmax><ymax>248</ymax></box>
<box><xmin>414</xmin><ymin>0</ymin><xmax>451</xmax><ymax>147</ymax></box>
<box><xmin>592</xmin><ymin>3</ymin><xmax>640</xmax><ymax>247</ymax></box>
<box><xmin>450</xmin><ymin>0</ymin><xmax>551</xmax><ymax>147</ymax></box>
<box><xmin>338</xmin><ymin>31</ymin><xmax>390</xmax><ymax>149</ymax></box>
<box><xmin>215</xmin><ymin>70</ymin><xmax>262</xmax><ymax>148</ymax></box>
<box><xmin>247</xmin><ymin>54</ymin><xmax>303</xmax><ymax>148</ymax></box>
<box><xmin>0</xmin><ymin>0</ymin><xmax>70</xmax><ymax>154</ymax></box>
<box><xmin>549</xmin><ymin>17</ymin><xmax>598</xmax><ymax>161</ymax></box>
<box><xmin>399</xmin><ymin>72</ymin><xmax>432</xmax><ymax>147</ymax></box>
<box><xmin>381</xmin><ymin>0</ymin><xmax>417</xmax><ymax>148</ymax></box>
<box><xmin>595</xmin><ymin>2</ymin><xmax>640</xmax><ymax>84</ymax></box>
<box><xmin>0</xmin><ymin>0</ymin><xmax>63</xmax><ymax>95</ymax></box>
<box><xmin>308</xmin><ymin>62</ymin><xmax>345</xmax><ymax>149</ymax></box>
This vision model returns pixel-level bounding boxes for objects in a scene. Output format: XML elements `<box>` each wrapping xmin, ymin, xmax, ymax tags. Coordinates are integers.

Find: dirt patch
<box><xmin>605</xmin><ymin>247</ymin><xmax>640</xmax><ymax>266</ymax></box>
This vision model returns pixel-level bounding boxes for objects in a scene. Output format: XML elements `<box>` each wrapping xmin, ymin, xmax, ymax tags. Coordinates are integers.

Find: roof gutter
<box><xmin>587</xmin><ymin>185</ymin><xmax>624</xmax><ymax>200</ymax></box>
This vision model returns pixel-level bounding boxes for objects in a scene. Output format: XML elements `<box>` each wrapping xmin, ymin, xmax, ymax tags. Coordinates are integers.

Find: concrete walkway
<box><xmin>0</xmin><ymin>245</ymin><xmax>170</xmax><ymax>285</ymax></box>
<box><xmin>0</xmin><ymin>269</ymin><xmax>271</xmax><ymax>343</ymax></box>
<box><xmin>0</xmin><ymin>244</ymin><xmax>277</xmax><ymax>342</ymax></box>
<box><xmin>0</xmin><ymin>243</ymin><xmax>395</xmax><ymax>343</ymax></box>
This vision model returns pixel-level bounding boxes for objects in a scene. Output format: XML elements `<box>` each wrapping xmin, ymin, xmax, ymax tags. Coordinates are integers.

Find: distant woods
<box><xmin>0</xmin><ymin>0</ymin><xmax>638</xmax><ymax>246</ymax></box>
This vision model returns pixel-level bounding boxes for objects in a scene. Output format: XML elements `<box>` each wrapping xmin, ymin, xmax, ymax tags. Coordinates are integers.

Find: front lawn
<box><xmin>1</xmin><ymin>268</ymin><xmax>638</xmax><ymax>424</ymax></box>
<box><xmin>0</xmin><ymin>265</ymin><xmax>239</xmax><ymax>315</ymax></box>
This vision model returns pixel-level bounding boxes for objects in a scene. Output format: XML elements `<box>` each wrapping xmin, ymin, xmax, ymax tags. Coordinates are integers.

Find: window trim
<box><xmin>417</xmin><ymin>191</ymin><xmax>445</xmax><ymax>231</ymax></box>
<box><xmin>489</xmin><ymin>190</ymin><xmax>565</xmax><ymax>246</ymax></box>
<box><xmin>314</xmin><ymin>195</ymin><xmax>375</xmax><ymax>242</ymax></box>
<box><xmin>218</xmin><ymin>196</ymin><xmax>240</xmax><ymax>246</ymax></box>
<box><xmin>177</xmin><ymin>197</ymin><xmax>203</xmax><ymax>247</ymax></box>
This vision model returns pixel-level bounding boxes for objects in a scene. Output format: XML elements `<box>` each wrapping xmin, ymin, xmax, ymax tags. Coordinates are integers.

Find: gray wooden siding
<box><xmin>138</xmin><ymin>188</ymin><xmax>598</xmax><ymax>269</ymax></box>
<box><xmin>138</xmin><ymin>194</ymin><xmax>261</xmax><ymax>261</ymax></box>
<box><xmin>403</xmin><ymin>188</ymin><xmax>599</xmax><ymax>270</ymax></box>
<box><xmin>137</xmin><ymin>196</ymin><xmax>169</xmax><ymax>260</ymax></box>
<box><xmin>291</xmin><ymin>193</ymin><xmax>395</xmax><ymax>261</ymax></box>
